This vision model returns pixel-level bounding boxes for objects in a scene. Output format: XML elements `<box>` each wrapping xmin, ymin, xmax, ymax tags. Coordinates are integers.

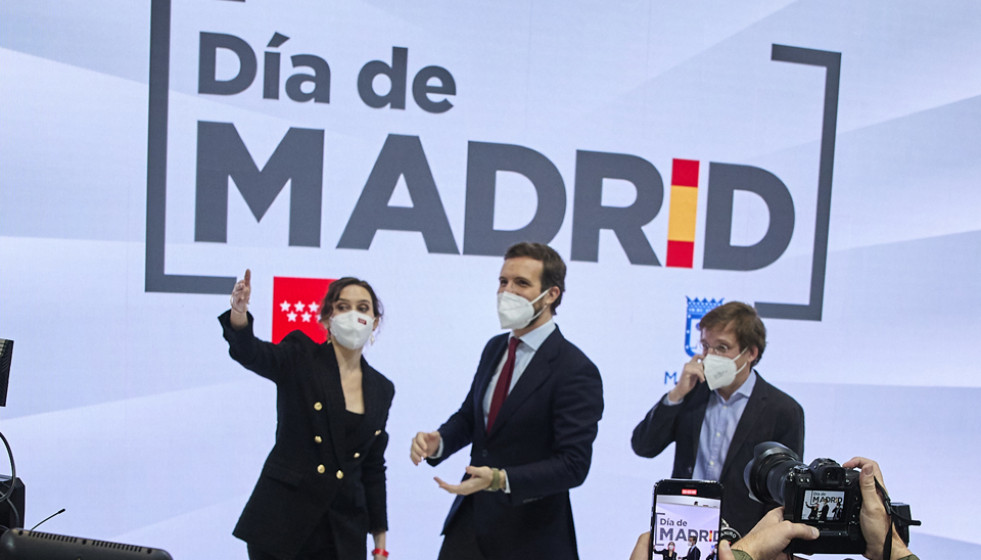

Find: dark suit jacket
<box><xmin>631</xmin><ymin>373</ymin><xmax>803</xmax><ymax>536</ymax></box>
<box><xmin>429</xmin><ymin>327</ymin><xmax>604</xmax><ymax>560</ymax></box>
<box><xmin>220</xmin><ymin>311</ymin><xmax>395</xmax><ymax>560</ymax></box>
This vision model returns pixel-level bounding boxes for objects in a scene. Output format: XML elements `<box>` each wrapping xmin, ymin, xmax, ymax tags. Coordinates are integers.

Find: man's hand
<box><xmin>434</xmin><ymin>465</ymin><xmax>499</xmax><ymax>495</ymax></box>
<box><xmin>841</xmin><ymin>457</ymin><xmax>913</xmax><ymax>560</ymax></box>
<box><xmin>730</xmin><ymin>507</ymin><xmax>818</xmax><ymax>560</ymax></box>
<box><xmin>629</xmin><ymin>532</ymin><xmax>650</xmax><ymax>560</ymax></box>
<box><xmin>668</xmin><ymin>354</ymin><xmax>706</xmax><ymax>402</ymax></box>
<box><xmin>718</xmin><ymin>540</ymin><xmax>736</xmax><ymax>560</ymax></box>
<box><xmin>410</xmin><ymin>431</ymin><xmax>441</xmax><ymax>465</ymax></box>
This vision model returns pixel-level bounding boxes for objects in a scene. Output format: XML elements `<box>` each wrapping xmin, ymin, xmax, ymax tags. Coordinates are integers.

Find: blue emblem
<box><xmin>685</xmin><ymin>297</ymin><xmax>724</xmax><ymax>356</ymax></box>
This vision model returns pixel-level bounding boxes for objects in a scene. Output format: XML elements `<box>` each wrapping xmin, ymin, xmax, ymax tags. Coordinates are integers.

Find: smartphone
<box><xmin>649</xmin><ymin>479</ymin><xmax>723</xmax><ymax>560</ymax></box>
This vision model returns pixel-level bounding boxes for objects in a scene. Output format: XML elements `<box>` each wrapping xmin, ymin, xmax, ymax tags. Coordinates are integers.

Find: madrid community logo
<box><xmin>272</xmin><ymin>276</ymin><xmax>335</xmax><ymax>343</ymax></box>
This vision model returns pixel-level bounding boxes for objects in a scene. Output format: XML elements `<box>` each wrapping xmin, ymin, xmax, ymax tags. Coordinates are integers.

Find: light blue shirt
<box><xmin>691</xmin><ymin>371</ymin><xmax>757</xmax><ymax>481</ymax></box>
<box><xmin>482</xmin><ymin>318</ymin><xmax>556</xmax><ymax>427</ymax></box>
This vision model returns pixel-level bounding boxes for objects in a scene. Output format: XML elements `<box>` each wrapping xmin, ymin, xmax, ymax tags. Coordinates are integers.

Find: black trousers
<box><xmin>247</xmin><ymin>510</ymin><xmax>340</xmax><ymax>560</ymax></box>
<box><xmin>437</xmin><ymin>497</ymin><xmax>488</xmax><ymax>560</ymax></box>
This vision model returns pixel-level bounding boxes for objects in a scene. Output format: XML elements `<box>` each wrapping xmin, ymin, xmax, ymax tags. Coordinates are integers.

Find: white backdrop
<box><xmin>2</xmin><ymin>1</ymin><xmax>980</xmax><ymax>558</ymax></box>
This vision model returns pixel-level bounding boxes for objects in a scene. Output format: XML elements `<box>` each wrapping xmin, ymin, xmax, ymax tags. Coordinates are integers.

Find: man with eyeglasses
<box><xmin>631</xmin><ymin>301</ymin><xmax>804</xmax><ymax>537</ymax></box>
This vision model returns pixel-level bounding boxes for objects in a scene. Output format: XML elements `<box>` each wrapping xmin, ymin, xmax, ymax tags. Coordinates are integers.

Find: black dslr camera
<box><xmin>743</xmin><ymin>442</ymin><xmax>915</xmax><ymax>555</ymax></box>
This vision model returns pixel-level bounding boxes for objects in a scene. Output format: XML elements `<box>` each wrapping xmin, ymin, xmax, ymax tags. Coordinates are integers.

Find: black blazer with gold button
<box><xmin>219</xmin><ymin>311</ymin><xmax>395</xmax><ymax>560</ymax></box>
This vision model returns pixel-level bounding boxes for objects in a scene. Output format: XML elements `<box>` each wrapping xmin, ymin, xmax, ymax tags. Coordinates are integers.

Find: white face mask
<box><xmin>329</xmin><ymin>311</ymin><xmax>375</xmax><ymax>350</ymax></box>
<box><xmin>702</xmin><ymin>348</ymin><xmax>747</xmax><ymax>390</ymax></box>
<box><xmin>497</xmin><ymin>290</ymin><xmax>549</xmax><ymax>330</ymax></box>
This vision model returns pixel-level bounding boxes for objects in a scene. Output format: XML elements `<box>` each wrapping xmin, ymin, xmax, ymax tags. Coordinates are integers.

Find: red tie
<box><xmin>487</xmin><ymin>337</ymin><xmax>520</xmax><ymax>431</ymax></box>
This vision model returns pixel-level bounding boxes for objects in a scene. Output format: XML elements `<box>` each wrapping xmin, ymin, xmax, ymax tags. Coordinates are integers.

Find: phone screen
<box><xmin>650</xmin><ymin>479</ymin><xmax>722</xmax><ymax>560</ymax></box>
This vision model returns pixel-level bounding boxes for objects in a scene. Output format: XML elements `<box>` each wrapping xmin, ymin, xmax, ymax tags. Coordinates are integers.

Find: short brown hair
<box><xmin>698</xmin><ymin>301</ymin><xmax>766</xmax><ymax>366</ymax></box>
<box><xmin>504</xmin><ymin>242</ymin><xmax>566</xmax><ymax>313</ymax></box>
<box><xmin>319</xmin><ymin>277</ymin><xmax>383</xmax><ymax>322</ymax></box>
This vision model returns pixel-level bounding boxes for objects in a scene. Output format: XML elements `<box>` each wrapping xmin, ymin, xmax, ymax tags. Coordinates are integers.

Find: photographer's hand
<box><xmin>841</xmin><ymin>457</ymin><xmax>914</xmax><ymax>560</ymax></box>
<box><xmin>728</xmin><ymin>507</ymin><xmax>818</xmax><ymax>560</ymax></box>
<box><xmin>629</xmin><ymin>532</ymin><xmax>650</xmax><ymax>560</ymax></box>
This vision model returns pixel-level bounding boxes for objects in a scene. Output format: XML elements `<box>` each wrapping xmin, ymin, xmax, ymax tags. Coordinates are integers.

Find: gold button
<box><xmin>314</xmin><ymin>436</ymin><xmax>322</xmax><ymax>444</ymax></box>
<box><xmin>335</xmin><ymin>470</ymin><xmax>344</xmax><ymax>480</ymax></box>
<box><xmin>374</xmin><ymin>429</ymin><xmax>381</xmax><ymax>436</ymax></box>
<box><xmin>314</xmin><ymin>402</ymin><xmax>323</xmax><ymax>411</ymax></box>
<box><xmin>353</xmin><ymin>452</ymin><xmax>361</xmax><ymax>459</ymax></box>
<box><xmin>317</xmin><ymin>464</ymin><xmax>326</xmax><ymax>474</ymax></box>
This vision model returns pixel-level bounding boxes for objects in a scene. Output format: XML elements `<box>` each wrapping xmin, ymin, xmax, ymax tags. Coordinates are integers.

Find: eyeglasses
<box><xmin>699</xmin><ymin>342</ymin><xmax>741</xmax><ymax>356</ymax></box>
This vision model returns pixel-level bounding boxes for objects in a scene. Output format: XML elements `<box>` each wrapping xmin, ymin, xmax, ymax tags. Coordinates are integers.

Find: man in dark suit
<box><xmin>631</xmin><ymin>302</ymin><xmax>804</xmax><ymax>537</ymax></box>
<box><xmin>411</xmin><ymin>242</ymin><xmax>604</xmax><ymax>560</ymax></box>
<box><xmin>685</xmin><ymin>536</ymin><xmax>701</xmax><ymax>560</ymax></box>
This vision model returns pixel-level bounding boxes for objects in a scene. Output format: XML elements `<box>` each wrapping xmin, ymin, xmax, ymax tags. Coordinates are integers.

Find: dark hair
<box><xmin>698</xmin><ymin>301</ymin><xmax>766</xmax><ymax>366</ymax></box>
<box><xmin>318</xmin><ymin>277</ymin><xmax>383</xmax><ymax>322</ymax></box>
<box><xmin>504</xmin><ymin>242</ymin><xmax>566</xmax><ymax>313</ymax></box>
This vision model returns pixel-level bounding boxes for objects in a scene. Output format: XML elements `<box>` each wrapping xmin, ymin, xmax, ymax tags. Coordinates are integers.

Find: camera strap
<box><xmin>873</xmin><ymin>477</ymin><xmax>920</xmax><ymax>560</ymax></box>
<box><xmin>875</xmin><ymin>477</ymin><xmax>895</xmax><ymax>560</ymax></box>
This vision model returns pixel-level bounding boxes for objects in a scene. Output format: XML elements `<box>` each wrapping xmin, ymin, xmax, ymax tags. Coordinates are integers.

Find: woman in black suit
<box><xmin>654</xmin><ymin>541</ymin><xmax>679</xmax><ymax>560</ymax></box>
<box><xmin>220</xmin><ymin>269</ymin><xmax>395</xmax><ymax>560</ymax></box>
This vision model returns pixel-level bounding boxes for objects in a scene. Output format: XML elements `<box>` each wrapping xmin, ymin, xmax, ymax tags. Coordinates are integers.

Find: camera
<box><xmin>743</xmin><ymin>442</ymin><xmax>915</xmax><ymax>555</ymax></box>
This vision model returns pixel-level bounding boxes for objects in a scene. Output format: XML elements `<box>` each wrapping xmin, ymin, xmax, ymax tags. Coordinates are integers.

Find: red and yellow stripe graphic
<box><xmin>665</xmin><ymin>158</ymin><xmax>699</xmax><ymax>268</ymax></box>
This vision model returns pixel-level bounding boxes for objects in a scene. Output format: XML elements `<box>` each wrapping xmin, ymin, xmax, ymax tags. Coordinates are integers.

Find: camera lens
<box><xmin>743</xmin><ymin>441</ymin><xmax>804</xmax><ymax>505</ymax></box>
